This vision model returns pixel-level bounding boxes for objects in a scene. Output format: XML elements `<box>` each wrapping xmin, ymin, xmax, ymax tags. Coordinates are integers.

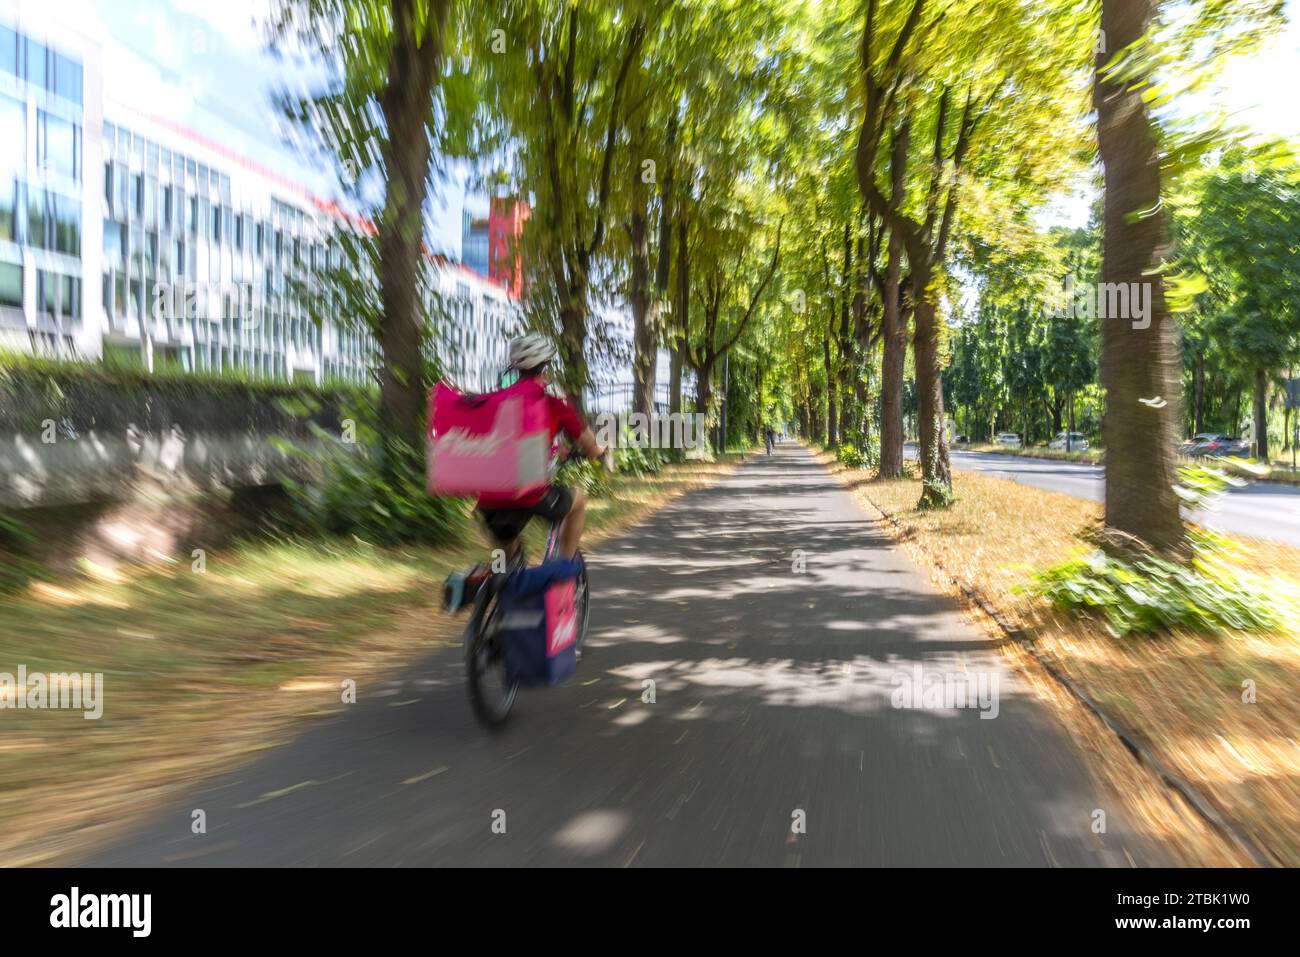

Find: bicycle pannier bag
<box><xmin>497</xmin><ymin>558</ymin><xmax>582</xmax><ymax>686</ymax></box>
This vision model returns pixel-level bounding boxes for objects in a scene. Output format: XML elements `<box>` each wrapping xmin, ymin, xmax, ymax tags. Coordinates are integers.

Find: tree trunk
<box><xmin>837</xmin><ymin>221</ymin><xmax>855</xmax><ymax>444</ymax></box>
<box><xmin>914</xmin><ymin>294</ymin><xmax>952</xmax><ymax>507</ymax></box>
<box><xmin>876</xmin><ymin>123</ymin><xmax>910</xmax><ymax>478</ymax></box>
<box><xmin>671</xmin><ymin>216</ymin><xmax>689</xmax><ymax>420</ymax></box>
<box><xmin>850</xmin><ymin>227</ymin><xmax>871</xmax><ymax>447</ymax></box>
<box><xmin>629</xmin><ymin>166</ymin><xmax>656</xmax><ymax>416</ymax></box>
<box><xmin>810</xmin><ymin>381</ymin><xmax>825</xmax><ymax>444</ymax></box>
<box><xmin>634</xmin><ymin>113</ymin><xmax>675</xmax><ymax>419</ymax></box>
<box><xmin>855</xmin><ymin>372</ymin><xmax>870</xmax><ymax>444</ymax></box>
<box><xmin>376</xmin><ymin>0</ymin><xmax>449</xmax><ymax>449</ymax></box>
<box><xmin>1253</xmin><ymin>366</ymin><xmax>1269</xmax><ymax>461</ymax></box>
<box><xmin>1194</xmin><ymin>348</ymin><xmax>1205</xmax><ymax>435</ymax></box>
<box><xmin>669</xmin><ymin>346</ymin><xmax>682</xmax><ymax>416</ymax></box>
<box><xmin>558</xmin><ymin>294</ymin><xmax>589</xmax><ymax>415</ymax></box>
<box><xmin>1068</xmin><ymin>392</ymin><xmax>1076</xmax><ymax>452</ymax></box>
<box><xmin>696</xmin><ymin>359</ymin><xmax>714</xmax><ymax>427</ymax></box>
<box><xmin>823</xmin><ymin>329</ymin><xmax>838</xmax><ymax>448</ymax></box>
<box><xmin>1095</xmin><ymin>0</ymin><xmax>1184</xmax><ymax>553</ymax></box>
<box><xmin>878</xmin><ymin>234</ymin><xmax>905</xmax><ymax>477</ymax></box>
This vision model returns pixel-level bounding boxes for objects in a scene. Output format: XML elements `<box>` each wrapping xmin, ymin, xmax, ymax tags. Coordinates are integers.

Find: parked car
<box><xmin>1179</xmin><ymin>433</ymin><xmax>1219</xmax><ymax>456</ymax></box>
<box><xmin>1048</xmin><ymin>431</ymin><xmax>1089</xmax><ymax>451</ymax></box>
<box><xmin>995</xmin><ymin>432</ymin><xmax>1022</xmax><ymax>448</ymax></box>
<box><xmin>1181</xmin><ymin>433</ymin><xmax>1249</xmax><ymax>457</ymax></box>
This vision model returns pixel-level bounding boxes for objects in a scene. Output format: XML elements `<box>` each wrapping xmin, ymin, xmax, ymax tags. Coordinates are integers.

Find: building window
<box><xmin>37</xmin><ymin>111</ymin><xmax>80</xmax><ymax>182</ymax></box>
<box><xmin>23</xmin><ymin>37</ymin><xmax>45</xmax><ymax>87</ymax></box>
<box><xmin>37</xmin><ymin>270</ymin><xmax>80</xmax><ymax>321</ymax></box>
<box><xmin>143</xmin><ymin>176</ymin><xmax>157</xmax><ymax>224</ymax></box>
<box><xmin>0</xmin><ymin>176</ymin><xmax>16</xmax><ymax>243</ymax></box>
<box><xmin>0</xmin><ymin>95</ymin><xmax>23</xmax><ymax>184</ymax></box>
<box><xmin>47</xmin><ymin>51</ymin><xmax>82</xmax><ymax>106</ymax></box>
<box><xmin>1</xmin><ymin>26</ymin><xmax>18</xmax><ymax>78</ymax></box>
<box><xmin>112</xmin><ymin>272</ymin><xmax>126</xmax><ymax>320</ymax></box>
<box><xmin>25</xmin><ymin>190</ymin><xmax>80</xmax><ymax>256</ymax></box>
<box><xmin>27</xmin><ymin>190</ymin><xmax>44</xmax><ymax>249</ymax></box>
<box><xmin>55</xmin><ymin>194</ymin><xmax>79</xmax><ymax>255</ymax></box>
<box><xmin>114</xmin><ymin>163</ymin><xmax>128</xmax><ymax>218</ymax></box>
<box><xmin>0</xmin><ymin>261</ymin><xmax>21</xmax><ymax>308</ymax></box>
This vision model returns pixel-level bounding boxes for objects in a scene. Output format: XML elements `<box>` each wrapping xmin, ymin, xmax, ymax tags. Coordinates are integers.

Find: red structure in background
<box><xmin>487</xmin><ymin>196</ymin><xmax>530</xmax><ymax>298</ymax></box>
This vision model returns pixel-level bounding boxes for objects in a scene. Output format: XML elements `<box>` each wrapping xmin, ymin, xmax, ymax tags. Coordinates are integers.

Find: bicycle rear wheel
<box><xmin>465</xmin><ymin>583</ymin><xmax>518</xmax><ymax>727</ymax></box>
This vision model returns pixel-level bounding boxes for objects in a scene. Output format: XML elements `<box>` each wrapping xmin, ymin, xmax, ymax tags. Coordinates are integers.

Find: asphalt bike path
<box><xmin>83</xmin><ymin>443</ymin><xmax>1168</xmax><ymax>866</ymax></box>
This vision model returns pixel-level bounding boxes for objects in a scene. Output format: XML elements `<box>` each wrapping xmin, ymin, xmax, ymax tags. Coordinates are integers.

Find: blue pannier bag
<box><xmin>498</xmin><ymin>557</ymin><xmax>583</xmax><ymax>686</ymax></box>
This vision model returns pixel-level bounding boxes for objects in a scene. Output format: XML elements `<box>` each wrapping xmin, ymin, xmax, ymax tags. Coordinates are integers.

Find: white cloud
<box><xmin>166</xmin><ymin>0</ymin><xmax>272</xmax><ymax>55</ymax></box>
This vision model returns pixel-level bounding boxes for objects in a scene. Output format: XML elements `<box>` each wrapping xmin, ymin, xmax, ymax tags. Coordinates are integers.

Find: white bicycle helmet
<box><xmin>507</xmin><ymin>333</ymin><xmax>557</xmax><ymax>371</ymax></box>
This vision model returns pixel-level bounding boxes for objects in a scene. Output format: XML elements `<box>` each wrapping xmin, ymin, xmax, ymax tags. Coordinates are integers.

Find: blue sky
<box><xmin>33</xmin><ymin>0</ymin><xmax>1300</xmax><ymax>251</ymax></box>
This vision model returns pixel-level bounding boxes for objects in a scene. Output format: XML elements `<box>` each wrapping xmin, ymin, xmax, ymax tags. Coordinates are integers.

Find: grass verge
<box><xmin>821</xmin><ymin>450</ymin><xmax>1300</xmax><ymax>866</ymax></box>
<box><xmin>0</xmin><ymin>455</ymin><xmax>742</xmax><ymax>865</ymax></box>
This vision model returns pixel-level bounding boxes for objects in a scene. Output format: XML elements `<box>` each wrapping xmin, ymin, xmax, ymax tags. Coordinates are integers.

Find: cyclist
<box><xmin>476</xmin><ymin>334</ymin><xmax>606</xmax><ymax>563</ymax></box>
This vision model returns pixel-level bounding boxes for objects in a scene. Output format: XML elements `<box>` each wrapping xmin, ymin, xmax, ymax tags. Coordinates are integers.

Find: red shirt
<box><xmin>476</xmin><ymin>377</ymin><xmax>585</xmax><ymax>509</ymax></box>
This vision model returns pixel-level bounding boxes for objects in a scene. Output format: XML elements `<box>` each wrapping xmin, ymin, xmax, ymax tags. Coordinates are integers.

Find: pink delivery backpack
<box><xmin>426</xmin><ymin>381</ymin><xmax>552</xmax><ymax>497</ymax></box>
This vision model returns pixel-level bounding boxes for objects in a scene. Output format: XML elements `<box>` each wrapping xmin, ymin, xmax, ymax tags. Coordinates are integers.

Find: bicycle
<box><xmin>446</xmin><ymin>453</ymin><xmax>591</xmax><ymax>728</ymax></box>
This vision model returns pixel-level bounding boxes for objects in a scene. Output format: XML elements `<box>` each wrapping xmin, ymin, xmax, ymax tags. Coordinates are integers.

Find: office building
<box><xmin>1</xmin><ymin>11</ymin><xmax>520</xmax><ymax>391</ymax></box>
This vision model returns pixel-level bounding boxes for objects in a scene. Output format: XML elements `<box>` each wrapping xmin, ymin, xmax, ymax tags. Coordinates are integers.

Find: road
<box><xmin>80</xmin><ymin>445</ymin><xmax>1167</xmax><ymax>866</ymax></box>
<box><xmin>927</xmin><ymin>446</ymin><xmax>1300</xmax><ymax>548</ymax></box>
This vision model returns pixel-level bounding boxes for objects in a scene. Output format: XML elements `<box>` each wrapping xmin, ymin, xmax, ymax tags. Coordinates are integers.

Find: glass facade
<box><xmin>2</xmin><ymin>19</ymin><xmax>518</xmax><ymax>383</ymax></box>
<box><xmin>461</xmin><ymin>212</ymin><xmax>490</xmax><ymax>278</ymax></box>
<box><xmin>0</xmin><ymin>21</ymin><xmax>82</xmax><ymax>353</ymax></box>
<box><xmin>99</xmin><ymin>121</ymin><xmax>376</xmax><ymax>384</ymax></box>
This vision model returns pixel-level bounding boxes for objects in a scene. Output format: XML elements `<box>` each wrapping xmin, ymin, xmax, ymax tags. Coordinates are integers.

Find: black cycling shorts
<box><xmin>478</xmin><ymin>485</ymin><xmax>574</xmax><ymax>544</ymax></box>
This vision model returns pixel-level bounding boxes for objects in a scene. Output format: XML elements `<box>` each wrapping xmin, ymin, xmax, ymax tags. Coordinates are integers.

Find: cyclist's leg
<box><xmin>557</xmin><ymin>486</ymin><xmax>587</xmax><ymax>559</ymax></box>
<box><xmin>477</xmin><ymin>508</ymin><xmax>530</xmax><ymax>568</ymax></box>
<box><xmin>521</xmin><ymin>485</ymin><xmax>580</xmax><ymax>560</ymax></box>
